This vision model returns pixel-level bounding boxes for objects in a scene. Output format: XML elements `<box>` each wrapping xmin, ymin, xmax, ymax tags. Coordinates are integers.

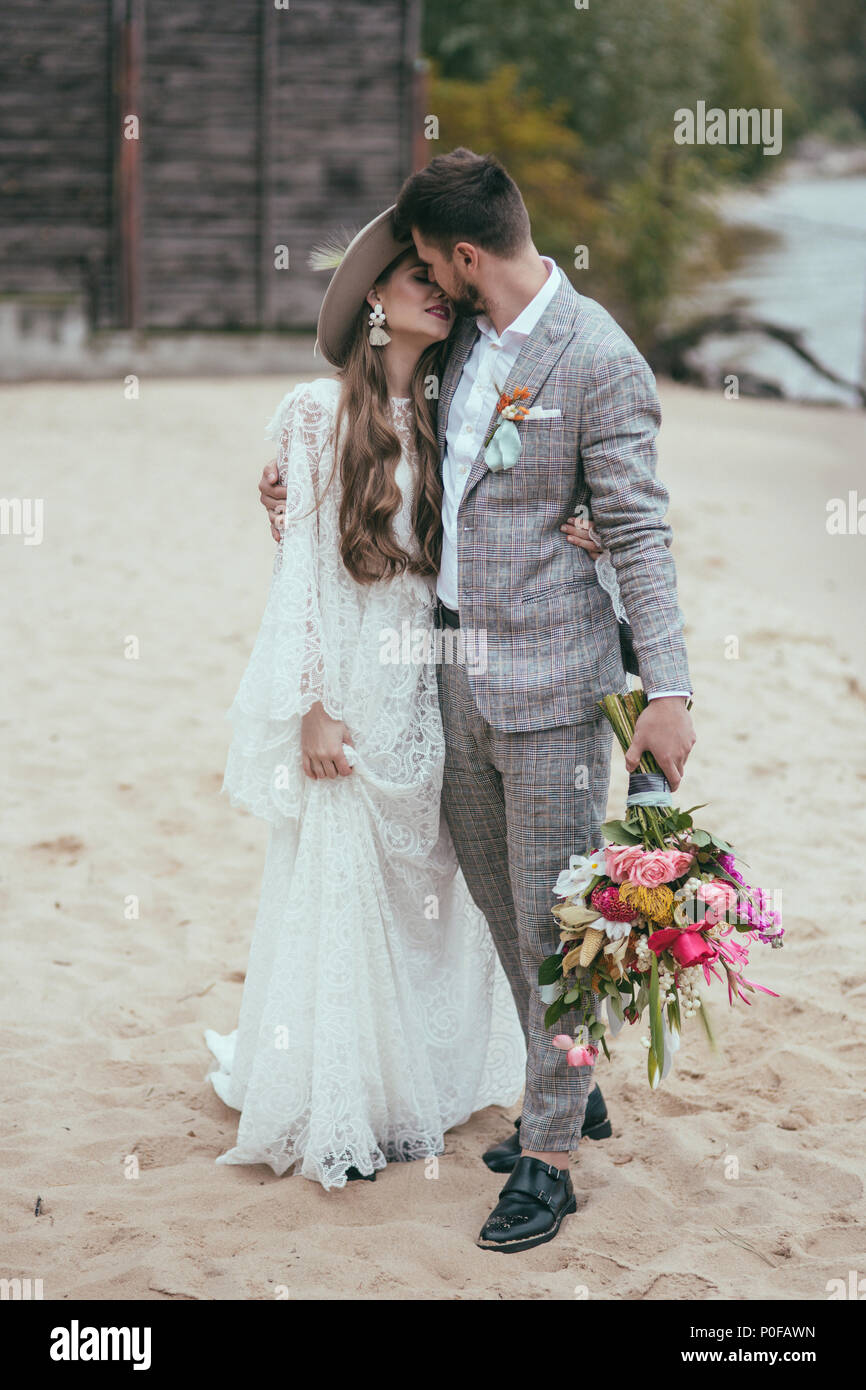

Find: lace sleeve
<box><xmin>223</xmin><ymin>379</ymin><xmax>343</xmax><ymax>822</ymax></box>
<box><xmin>266</xmin><ymin>383</ymin><xmax>338</xmax><ymax>714</ymax></box>
<box><xmin>594</xmin><ymin>545</ymin><xmax>628</xmax><ymax>622</ymax></box>
<box><xmin>268</xmin><ymin>387</ymin><xmax>320</xmax><ymax>576</ymax></box>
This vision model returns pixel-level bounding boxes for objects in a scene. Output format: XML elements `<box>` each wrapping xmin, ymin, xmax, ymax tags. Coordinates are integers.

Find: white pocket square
<box><xmin>523</xmin><ymin>406</ymin><xmax>561</xmax><ymax>420</ymax></box>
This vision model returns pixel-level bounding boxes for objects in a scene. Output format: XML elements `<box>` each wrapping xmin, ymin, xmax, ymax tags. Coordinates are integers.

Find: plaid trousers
<box><xmin>436</xmin><ymin>652</ymin><xmax>613</xmax><ymax>1153</ymax></box>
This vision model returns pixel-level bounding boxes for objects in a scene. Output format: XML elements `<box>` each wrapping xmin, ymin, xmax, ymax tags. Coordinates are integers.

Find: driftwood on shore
<box><xmin>652</xmin><ymin>311</ymin><xmax>866</xmax><ymax>405</ymax></box>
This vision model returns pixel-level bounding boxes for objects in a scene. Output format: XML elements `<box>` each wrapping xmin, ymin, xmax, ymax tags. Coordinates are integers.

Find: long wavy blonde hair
<box><xmin>316</xmin><ymin>249</ymin><xmax>448</xmax><ymax>584</ymax></box>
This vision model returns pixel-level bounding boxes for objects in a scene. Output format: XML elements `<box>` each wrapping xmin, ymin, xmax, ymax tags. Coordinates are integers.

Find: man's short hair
<box><xmin>394</xmin><ymin>148</ymin><xmax>530</xmax><ymax>257</ymax></box>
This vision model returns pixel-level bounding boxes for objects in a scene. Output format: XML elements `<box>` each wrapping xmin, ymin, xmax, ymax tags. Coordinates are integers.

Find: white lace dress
<box><xmin>204</xmin><ymin>376</ymin><xmax>526</xmax><ymax>1188</ymax></box>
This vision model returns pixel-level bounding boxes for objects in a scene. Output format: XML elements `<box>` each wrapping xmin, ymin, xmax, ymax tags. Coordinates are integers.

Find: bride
<box><xmin>204</xmin><ymin>208</ymin><xmax>526</xmax><ymax>1188</ymax></box>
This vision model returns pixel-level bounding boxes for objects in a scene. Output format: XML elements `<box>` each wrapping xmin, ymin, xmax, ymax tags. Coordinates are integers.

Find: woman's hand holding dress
<box><xmin>301</xmin><ymin>701</ymin><xmax>354</xmax><ymax>779</ymax></box>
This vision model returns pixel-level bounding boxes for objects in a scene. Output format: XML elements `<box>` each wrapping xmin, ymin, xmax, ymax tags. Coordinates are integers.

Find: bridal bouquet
<box><xmin>539</xmin><ymin>690</ymin><xmax>783</xmax><ymax>1088</ymax></box>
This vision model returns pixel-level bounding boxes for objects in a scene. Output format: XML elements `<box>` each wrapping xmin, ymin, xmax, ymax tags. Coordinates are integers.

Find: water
<box><xmin>683</xmin><ymin>171</ymin><xmax>866</xmax><ymax>406</ymax></box>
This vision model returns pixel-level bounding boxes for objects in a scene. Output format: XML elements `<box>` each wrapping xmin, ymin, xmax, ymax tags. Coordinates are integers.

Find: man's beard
<box><xmin>449</xmin><ymin>267</ymin><xmax>487</xmax><ymax>318</ymax></box>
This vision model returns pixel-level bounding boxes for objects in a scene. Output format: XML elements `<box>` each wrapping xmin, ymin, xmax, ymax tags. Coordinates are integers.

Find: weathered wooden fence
<box><xmin>0</xmin><ymin>0</ymin><xmax>420</xmax><ymax>329</ymax></box>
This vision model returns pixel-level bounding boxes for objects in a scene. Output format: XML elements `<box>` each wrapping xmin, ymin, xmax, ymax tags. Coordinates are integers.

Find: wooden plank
<box><xmin>257</xmin><ymin>0</ymin><xmax>278</xmax><ymax>326</ymax></box>
<box><xmin>112</xmin><ymin>0</ymin><xmax>143</xmax><ymax>329</ymax></box>
<box><xmin>0</xmin><ymin>1</ymin><xmax>422</xmax><ymax>331</ymax></box>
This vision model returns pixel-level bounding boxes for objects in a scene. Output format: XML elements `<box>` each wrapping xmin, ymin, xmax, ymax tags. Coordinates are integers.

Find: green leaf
<box><xmin>602</xmin><ymin>819</ymin><xmax>642</xmax><ymax>846</ymax></box>
<box><xmin>589</xmin><ymin>1020</ymin><xmax>606</xmax><ymax>1040</ymax></box>
<box><xmin>600</xmin><ymin>1033</ymin><xmax>611</xmax><ymax>1061</ymax></box>
<box><xmin>544</xmin><ymin>996</ymin><xmax>568</xmax><ymax>1029</ymax></box>
<box><xmin>636</xmin><ymin>982</ymin><xmax>649</xmax><ymax>1015</ymax></box>
<box><xmin>608</xmin><ymin>989</ymin><xmax>624</xmax><ymax>1022</ymax></box>
<box><xmin>563</xmin><ymin>988</ymin><xmax>582</xmax><ymax>1005</ymax></box>
<box><xmin>690</xmin><ymin>829</ymin><xmax>711</xmax><ymax>847</ymax></box>
<box><xmin>710</xmin><ymin>864</ymin><xmax>742</xmax><ymax>891</ymax></box>
<box><xmin>647</xmin><ymin>1045</ymin><xmax>660</xmax><ymax>1089</ymax></box>
<box><xmin>648</xmin><ymin>951</ymin><xmax>665</xmax><ymax>1080</ymax></box>
<box><xmin>538</xmin><ymin>953</ymin><xmax>564</xmax><ymax>985</ymax></box>
<box><xmin>667</xmin><ymin>997</ymin><xmax>681</xmax><ymax>1036</ymax></box>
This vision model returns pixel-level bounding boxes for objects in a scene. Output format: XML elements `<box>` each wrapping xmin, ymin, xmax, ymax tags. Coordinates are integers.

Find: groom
<box><xmin>260</xmin><ymin>148</ymin><xmax>695</xmax><ymax>1252</ymax></box>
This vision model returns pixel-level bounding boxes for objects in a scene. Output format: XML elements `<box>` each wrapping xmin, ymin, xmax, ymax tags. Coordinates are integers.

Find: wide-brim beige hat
<box><xmin>310</xmin><ymin>205</ymin><xmax>412</xmax><ymax>368</ymax></box>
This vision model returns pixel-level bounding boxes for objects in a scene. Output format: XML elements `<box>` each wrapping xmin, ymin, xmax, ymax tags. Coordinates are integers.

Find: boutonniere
<box><xmin>483</xmin><ymin>386</ymin><xmax>531</xmax><ymax>472</ymax></box>
<box><xmin>482</xmin><ymin>386</ymin><xmax>562</xmax><ymax>471</ymax></box>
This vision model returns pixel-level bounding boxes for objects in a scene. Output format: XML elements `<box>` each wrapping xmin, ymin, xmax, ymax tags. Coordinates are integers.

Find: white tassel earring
<box><xmin>368</xmin><ymin>302</ymin><xmax>391</xmax><ymax>346</ymax></box>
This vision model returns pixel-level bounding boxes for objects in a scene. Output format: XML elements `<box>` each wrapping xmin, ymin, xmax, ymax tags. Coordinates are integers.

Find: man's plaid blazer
<box><xmin>436</xmin><ymin>275</ymin><xmax>691</xmax><ymax>732</ymax></box>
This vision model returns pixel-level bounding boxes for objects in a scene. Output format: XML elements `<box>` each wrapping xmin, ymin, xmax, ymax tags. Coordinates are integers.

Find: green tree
<box><xmin>711</xmin><ymin>0</ymin><xmax>798</xmax><ymax>179</ymax></box>
<box><xmin>421</xmin><ymin>0</ymin><xmax>813</xmax><ymax>348</ymax></box>
<box><xmin>428</xmin><ymin>65</ymin><xmax>711</xmax><ymax>351</ymax></box>
<box><xmin>428</xmin><ymin>64</ymin><xmax>603</xmax><ymax>276</ymax></box>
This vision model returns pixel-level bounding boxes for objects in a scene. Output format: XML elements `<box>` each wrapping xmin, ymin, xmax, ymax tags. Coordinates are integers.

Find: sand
<box><xmin>2</xmin><ymin>375</ymin><xmax>865</xmax><ymax>1300</ymax></box>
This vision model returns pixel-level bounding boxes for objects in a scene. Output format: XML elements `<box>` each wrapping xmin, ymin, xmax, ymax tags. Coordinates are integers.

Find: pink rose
<box><xmin>629</xmin><ymin>848</ymin><xmax>691</xmax><ymax>887</ymax></box>
<box><xmin>661</xmin><ymin>849</ymin><xmax>695</xmax><ymax>879</ymax></box>
<box><xmin>552</xmin><ymin>1034</ymin><xmax>574</xmax><ymax>1051</ymax></box>
<box><xmin>698</xmin><ymin>878</ymin><xmax>738</xmax><ymax>923</ymax></box>
<box><xmin>566</xmin><ymin>1044</ymin><xmax>599</xmax><ymax>1068</ymax></box>
<box><xmin>604</xmin><ymin>845</ymin><xmax>646</xmax><ymax>883</ymax></box>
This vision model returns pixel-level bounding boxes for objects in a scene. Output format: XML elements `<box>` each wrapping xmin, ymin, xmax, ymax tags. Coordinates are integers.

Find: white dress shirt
<box><xmin>436</xmin><ymin>257</ymin><xmax>689</xmax><ymax>702</ymax></box>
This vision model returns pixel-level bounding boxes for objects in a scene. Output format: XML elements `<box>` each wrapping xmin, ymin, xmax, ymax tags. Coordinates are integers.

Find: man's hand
<box><xmin>301</xmin><ymin>702</ymin><xmax>354</xmax><ymax>780</ymax></box>
<box><xmin>624</xmin><ymin>697</ymin><xmax>695</xmax><ymax>791</ymax></box>
<box><xmin>259</xmin><ymin>458</ymin><xmax>287</xmax><ymax>542</ymax></box>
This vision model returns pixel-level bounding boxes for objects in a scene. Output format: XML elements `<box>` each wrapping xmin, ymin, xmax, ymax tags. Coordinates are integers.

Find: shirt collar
<box><xmin>475</xmin><ymin>256</ymin><xmax>561</xmax><ymax>345</ymax></box>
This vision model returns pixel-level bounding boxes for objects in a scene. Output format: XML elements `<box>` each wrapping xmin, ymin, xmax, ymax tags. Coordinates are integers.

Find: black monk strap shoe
<box><xmin>481</xmin><ymin>1083</ymin><xmax>611</xmax><ymax>1174</ymax></box>
<box><xmin>476</xmin><ymin>1157</ymin><xmax>577</xmax><ymax>1253</ymax></box>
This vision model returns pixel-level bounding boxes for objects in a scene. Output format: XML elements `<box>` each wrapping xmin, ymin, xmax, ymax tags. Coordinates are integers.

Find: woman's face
<box><xmin>367</xmin><ymin>255</ymin><xmax>454</xmax><ymax>346</ymax></box>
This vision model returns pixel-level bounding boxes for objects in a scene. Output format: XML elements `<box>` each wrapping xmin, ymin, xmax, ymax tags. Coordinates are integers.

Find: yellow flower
<box><xmin>619</xmin><ymin>881</ymin><xmax>675</xmax><ymax>925</ymax></box>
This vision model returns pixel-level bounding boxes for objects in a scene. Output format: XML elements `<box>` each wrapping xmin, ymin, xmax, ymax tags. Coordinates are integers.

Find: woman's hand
<box><xmin>301</xmin><ymin>703</ymin><xmax>354</xmax><ymax>780</ymax></box>
<box><xmin>259</xmin><ymin>458</ymin><xmax>288</xmax><ymax>542</ymax></box>
<box><xmin>560</xmin><ymin>514</ymin><xmax>604</xmax><ymax>558</ymax></box>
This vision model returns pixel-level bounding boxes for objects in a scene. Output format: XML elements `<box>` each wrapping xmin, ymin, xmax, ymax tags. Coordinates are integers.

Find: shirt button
<box><xmin>464</xmin><ymin>424</ymin><xmax>473</xmax><ymax>433</ymax></box>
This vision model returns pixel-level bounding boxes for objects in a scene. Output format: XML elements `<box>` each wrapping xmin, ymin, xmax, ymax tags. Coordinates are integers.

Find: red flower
<box><xmin>647</xmin><ymin>925</ymin><xmax>718</xmax><ymax>969</ymax></box>
<box><xmin>591</xmin><ymin>885</ymin><xmax>638</xmax><ymax>923</ymax></box>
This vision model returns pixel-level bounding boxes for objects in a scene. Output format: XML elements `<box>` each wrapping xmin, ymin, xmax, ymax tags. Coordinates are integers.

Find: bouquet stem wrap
<box><xmin>599</xmin><ymin>690</ymin><xmax>688</xmax><ymax>847</ymax></box>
